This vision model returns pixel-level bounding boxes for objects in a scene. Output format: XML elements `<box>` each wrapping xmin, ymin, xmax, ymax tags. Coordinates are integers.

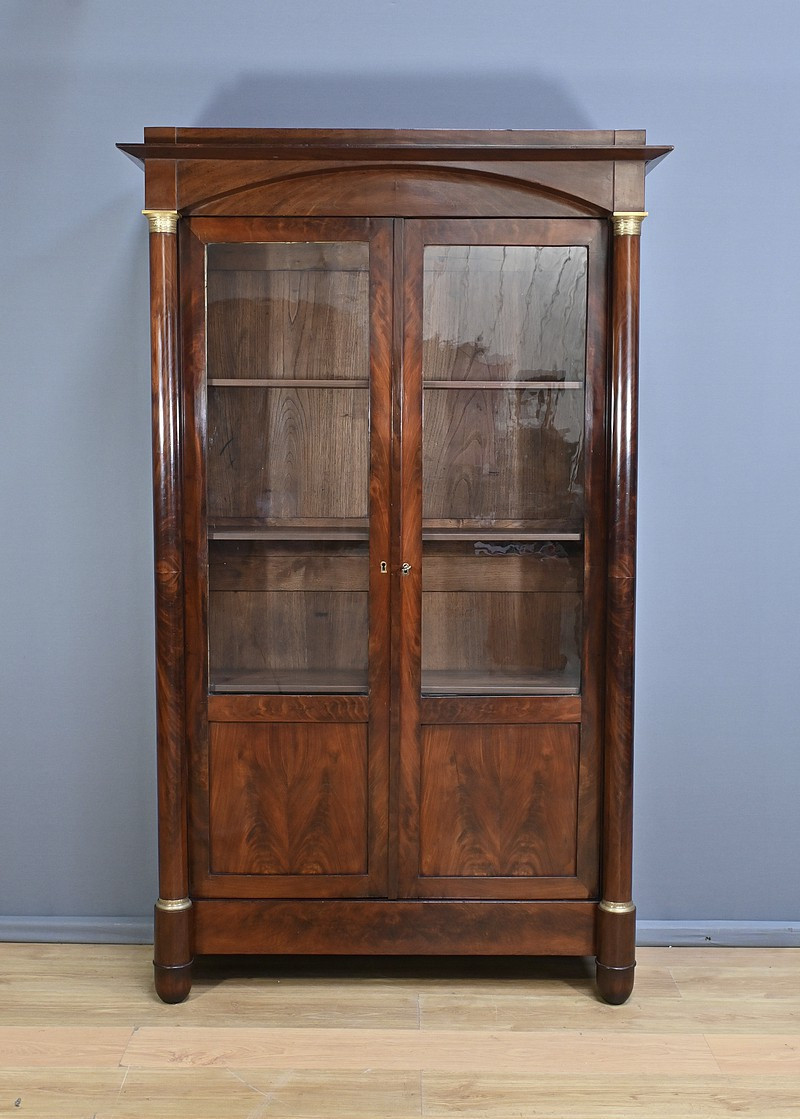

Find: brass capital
<box><xmin>155</xmin><ymin>896</ymin><xmax>192</xmax><ymax>912</ymax></box>
<box><xmin>611</xmin><ymin>212</ymin><xmax>647</xmax><ymax>237</ymax></box>
<box><xmin>142</xmin><ymin>209</ymin><xmax>179</xmax><ymax>235</ymax></box>
<box><xmin>599</xmin><ymin>899</ymin><xmax>636</xmax><ymax>914</ymax></box>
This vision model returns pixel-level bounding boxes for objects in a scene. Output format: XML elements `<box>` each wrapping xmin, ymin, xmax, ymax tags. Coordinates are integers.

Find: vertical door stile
<box><xmin>181</xmin><ymin>219</ymin><xmax>210</xmax><ymax>908</ymax></box>
<box><xmin>397</xmin><ymin>220</ymin><xmax>424</xmax><ymax>897</ymax></box>
<box><xmin>387</xmin><ymin>217</ymin><xmax>404</xmax><ymax>899</ymax></box>
<box><xmin>576</xmin><ymin>220</ymin><xmax>610</xmax><ymax>896</ymax></box>
<box><xmin>367</xmin><ymin>218</ymin><xmax>394</xmax><ymax>893</ymax></box>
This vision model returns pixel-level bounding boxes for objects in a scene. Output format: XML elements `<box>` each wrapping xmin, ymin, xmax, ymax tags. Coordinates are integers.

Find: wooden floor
<box><xmin>0</xmin><ymin>945</ymin><xmax>798</xmax><ymax>1117</ymax></box>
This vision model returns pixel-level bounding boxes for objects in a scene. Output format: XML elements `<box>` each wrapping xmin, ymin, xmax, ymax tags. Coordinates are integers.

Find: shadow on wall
<box><xmin>192</xmin><ymin>72</ymin><xmax>594</xmax><ymax>130</ymax></box>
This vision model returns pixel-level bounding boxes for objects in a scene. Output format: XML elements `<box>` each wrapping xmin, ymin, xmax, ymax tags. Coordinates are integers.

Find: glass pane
<box><xmin>421</xmin><ymin>244</ymin><xmax>587</xmax><ymax>696</ymax></box>
<box><xmin>206</xmin><ymin>241</ymin><xmax>370</xmax><ymax>694</ymax></box>
<box><xmin>208</xmin><ymin>540</ymin><xmax>368</xmax><ymax>694</ymax></box>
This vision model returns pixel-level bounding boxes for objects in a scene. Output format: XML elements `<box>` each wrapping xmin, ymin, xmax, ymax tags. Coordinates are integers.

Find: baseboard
<box><xmin>0</xmin><ymin>917</ymin><xmax>154</xmax><ymax>944</ymax></box>
<box><xmin>1</xmin><ymin>916</ymin><xmax>798</xmax><ymax>948</ymax></box>
<box><xmin>636</xmin><ymin>921</ymin><xmax>800</xmax><ymax>948</ymax></box>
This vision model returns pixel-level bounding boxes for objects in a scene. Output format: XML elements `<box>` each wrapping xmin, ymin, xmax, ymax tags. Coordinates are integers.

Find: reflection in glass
<box><xmin>421</xmin><ymin>244</ymin><xmax>587</xmax><ymax>696</ymax></box>
<box><xmin>205</xmin><ymin>242</ymin><xmax>370</xmax><ymax>694</ymax></box>
<box><xmin>422</xmin><ymin>244</ymin><xmax>588</xmax><ymax>384</ymax></box>
<box><xmin>423</xmin><ymin>387</ymin><xmax>584</xmax><ymax>527</ymax></box>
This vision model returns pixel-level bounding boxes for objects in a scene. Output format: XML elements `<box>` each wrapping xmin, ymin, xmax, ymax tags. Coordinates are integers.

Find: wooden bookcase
<box><xmin>118</xmin><ymin>128</ymin><xmax>671</xmax><ymax>1004</ymax></box>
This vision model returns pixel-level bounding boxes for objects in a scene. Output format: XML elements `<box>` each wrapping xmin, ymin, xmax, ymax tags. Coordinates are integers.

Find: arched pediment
<box><xmin>183</xmin><ymin>161</ymin><xmax>611</xmax><ymax>218</ymax></box>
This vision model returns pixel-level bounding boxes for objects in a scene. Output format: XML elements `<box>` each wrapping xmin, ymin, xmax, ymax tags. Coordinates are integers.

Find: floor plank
<box><xmin>632</xmin><ymin>947</ymin><xmax>800</xmax><ymax>968</ymax></box>
<box><xmin>0</xmin><ymin>1027</ymin><xmax>132</xmax><ymax>1068</ymax></box>
<box><xmin>418</xmin><ymin>991</ymin><xmax>800</xmax><ymax>1033</ymax></box>
<box><xmin>0</xmin><ymin>1070</ymin><xmax>126</xmax><ymax>1119</ymax></box>
<box><xmin>422</xmin><ymin>1074</ymin><xmax>800</xmax><ymax>1118</ymax></box>
<box><xmin>120</xmin><ymin>1025</ymin><xmax>721</xmax><ymax>1074</ymax></box>
<box><xmin>670</xmin><ymin>967</ymin><xmax>800</xmax><ymax>1002</ymax></box>
<box><xmin>0</xmin><ymin>980</ymin><xmax>421</xmax><ymax>1029</ymax></box>
<box><xmin>96</xmin><ymin>1067</ymin><xmax>421</xmax><ymax>1119</ymax></box>
<box><xmin>706</xmin><ymin>1035</ymin><xmax>800</xmax><ymax>1076</ymax></box>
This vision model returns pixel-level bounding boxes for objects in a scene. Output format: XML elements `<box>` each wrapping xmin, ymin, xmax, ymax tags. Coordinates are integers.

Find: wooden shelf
<box><xmin>209</xmin><ymin>518</ymin><xmax>369</xmax><ymax>541</ymax></box>
<box><xmin>210</xmin><ymin>669</ymin><xmax>368</xmax><ymax>695</ymax></box>
<box><xmin>208</xmin><ymin>379</ymin><xmax>369</xmax><ymax>388</ymax></box>
<box><xmin>209</xmin><ymin>379</ymin><xmax>579</xmax><ymax>390</ymax></box>
<box><xmin>211</xmin><ymin>669</ymin><xmax>579</xmax><ymax>696</ymax></box>
<box><xmin>424</xmin><ymin>531</ymin><xmax>581</xmax><ymax>542</ymax></box>
<box><xmin>423</xmin><ymin>521</ymin><xmax>582</xmax><ymax>542</ymax></box>
<box><xmin>424</xmin><ymin>380</ymin><xmax>583</xmax><ymax>390</ymax></box>
<box><xmin>208</xmin><ymin>520</ymin><xmax>580</xmax><ymax>542</ymax></box>
<box><xmin>421</xmin><ymin>670</ymin><xmax>580</xmax><ymax>697</ymax></box>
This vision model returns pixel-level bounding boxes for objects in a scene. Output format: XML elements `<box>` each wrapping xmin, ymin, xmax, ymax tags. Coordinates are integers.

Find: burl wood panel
<box><xmin>419</xmin><ymin>724</ymin><xmax>579</xmax><ymax>879</ymax></box>
<box><xmin>207</xmin><ymin>242</ymin><xmax>368</xmax><ymax>381</ymax></box>
<box><xmin>208</xmin><ymin>694</ymin><xmax>369</xmax><ymax>723</ymax></box>
<box><xmin>209</xmin><ymin>722</ymin><xmax>368</xmax><ymax>876</ymax></box>
<box><xmin>420</xmin><ymin>695</ymin><xmax>581</xmax><ymax>724</ymax></box>
<box><xmin>206</xmin><ymin>386</ymin><xmax>368</xmax><ymax>520</ymax></box>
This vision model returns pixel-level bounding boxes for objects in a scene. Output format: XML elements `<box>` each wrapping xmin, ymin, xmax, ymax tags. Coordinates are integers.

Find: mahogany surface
<box><xmin>603</xmin><ymin>232</ymin><xmax>641</xmax><ymax>906</ymax></box>
<box><xmin>148</xmin><ymin>228</ymin><xmax>187</xmax><ymax>907</ymax></box>
<box><xmin>119</xmin><ymin>127</ymin><xmax>671</xmax><ymax>165</ymax></box>
<box><xmin>419</xmin><ymin>724</ymin><xmax>581</xmax><ymax>884</ymax></box>
<box><xmin>125</xmin><ymin>128</ymin><xmax>669</xmax><ymax>1004</ymax></box>
<box><xmin>192</xmin><ymin>899</ymin><xmax>597</xmax><ymax>957</ymax></box>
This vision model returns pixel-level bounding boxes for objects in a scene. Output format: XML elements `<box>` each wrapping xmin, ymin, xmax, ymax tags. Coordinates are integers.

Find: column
<box><xmin>143</xmin><ymin>209</ymin><xmax>192</xmax><ymax>1004</ymax></box>
<box><xmin>597</xmin><ymin>210</ymin><xmax>647</xmax><ymax>1005</ymax></box>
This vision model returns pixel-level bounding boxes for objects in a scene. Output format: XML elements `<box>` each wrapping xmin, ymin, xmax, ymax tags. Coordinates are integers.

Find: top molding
<box><xmin>118</xmin><ymin>127</ymin><xmax>672</xmax><ymax>170</ymax></box>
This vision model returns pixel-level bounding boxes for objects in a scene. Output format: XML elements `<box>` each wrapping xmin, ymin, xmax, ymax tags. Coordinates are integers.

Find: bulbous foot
<box><xmin>153</xmin><ymin>900</ymin><xmax>193</xmax><ymax>1003</ymax></box>
<box><xmin>596</xmin><ymin>960</ymin><xmax>635</xmax><ymax>1004</ymax></box>
<box><xmin>154</xmin><ymin>961</ymin><xmax>193</xmax><ymax>1003</ymax></box>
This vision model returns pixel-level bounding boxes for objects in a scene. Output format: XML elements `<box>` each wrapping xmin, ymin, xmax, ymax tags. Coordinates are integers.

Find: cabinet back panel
<box><xmin>422</xmin><ymin>590</ymin><xmax>582</xmax><ymax>686</ymax></box>
<box><xmin>207</xmin><ymin>247</ymin><xmax>369</xmax><ymax>382</ymax></box>
<box><xmin>209</xmin><ymin>590</ymin><xmax>368</xmax><ymax>690</ymax></box>
<box><xmin>422</xmin><ymin>546</ymin><xmax>582</xmax><ymax>593</ymax></box>
<box><xmin>209</xmin><ymin>722</ymin><xmax>368</xmax><ymax>877</ymax></box>
<box><xmin>207</xmin><ymin>386</ymin><xmax>369</xmax><ymax>520</ymax></box>
<box><xmin>419</xmin><ymin>724</ymin><xmax>579</xmax><ymax>878</ymax></box>
<box><xmin>209</xmin><ymin>540</ymin><xmax>369</xmax><ymax>592</ymax></box>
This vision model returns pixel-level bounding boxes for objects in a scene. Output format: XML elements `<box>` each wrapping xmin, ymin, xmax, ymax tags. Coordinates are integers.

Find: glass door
<box><xmin>398</xmin><ymin>219</ymin><xmax>607</xmax><ymax>899</ymax></box>
<box><xmin>183</xmin><ymin>217</ymin><xmax>392</xmax><ymax>900</ymax></box>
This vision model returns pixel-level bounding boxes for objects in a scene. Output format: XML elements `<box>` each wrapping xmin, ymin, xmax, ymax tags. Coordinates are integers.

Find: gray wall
<box><xmin>2</xmin><ymin>0</ymin><xmax>798</xmax><ymax>931</ymax></box>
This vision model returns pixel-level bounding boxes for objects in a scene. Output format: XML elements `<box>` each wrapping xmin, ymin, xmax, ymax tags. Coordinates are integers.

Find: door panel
<box><xmin>182</xmin><ymin>217</ymin><xmax>392</xmax><ymax>899</ymax></box>
<box><xmin>420</xmin><ymin>724</ymin><xmax>579</xmax><ymax>878</ymax></box>
<box><xmin>398</xmin><ymin>219</ymin><xmax>606</xmax><ymax>899</ymax></box>
<box><xmin>210</xmin><ymin>722</ymin><xmax>368</xmax><ymax>877</ymax></box>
